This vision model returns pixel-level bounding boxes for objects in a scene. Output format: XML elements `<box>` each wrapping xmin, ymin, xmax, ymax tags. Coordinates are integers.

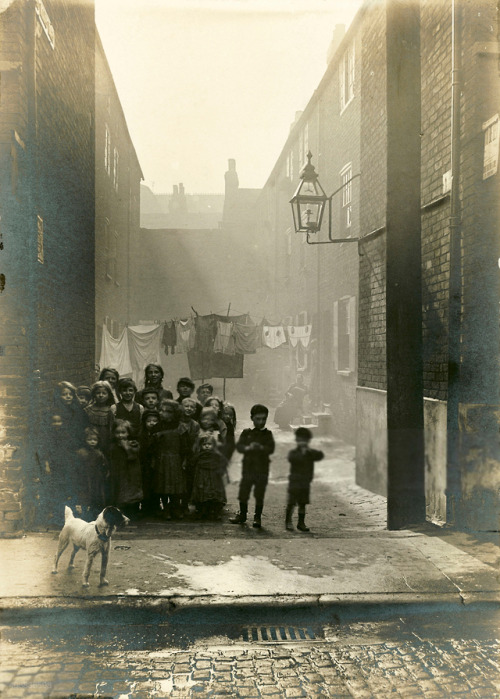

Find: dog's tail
<box><xmin>64</xmin><ymin>505</ymin><xmax>74</xmax><ymax>522</ymax></box>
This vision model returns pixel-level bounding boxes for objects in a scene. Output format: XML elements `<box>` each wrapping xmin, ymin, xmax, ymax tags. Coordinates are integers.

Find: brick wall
<box><xmin>95</xmin><ymin>32</ymin><xmax>142</xmax><ymax>355</ymax></box>
<box><xmin>0</xmin><ymin>0</ymin><xmax>96</xmax><ymax>534</ymax></box>
<box><xmin>358</xmin><ymin>1</ymin><xmax>387</xmax><ymax>392</ymax></box>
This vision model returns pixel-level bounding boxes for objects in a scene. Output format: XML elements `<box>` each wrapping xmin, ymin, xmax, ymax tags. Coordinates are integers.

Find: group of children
<box><xmin>37</xmin><ymin>363</ymin><xmax>324</xmax><ymax>532</ymax></box>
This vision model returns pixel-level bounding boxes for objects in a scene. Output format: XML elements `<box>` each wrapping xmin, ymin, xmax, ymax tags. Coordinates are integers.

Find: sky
<box><xmin>95</xmin><ymin>0</ymin><xmax>364</xmax><ymax>194</ymax></box>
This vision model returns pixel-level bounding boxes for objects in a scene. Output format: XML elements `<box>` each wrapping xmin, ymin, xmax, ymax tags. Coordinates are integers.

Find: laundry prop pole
<box><xmin>223</xmin><ymin>302</ymin><xmax>231</xmax><ymax>400</ymax></box>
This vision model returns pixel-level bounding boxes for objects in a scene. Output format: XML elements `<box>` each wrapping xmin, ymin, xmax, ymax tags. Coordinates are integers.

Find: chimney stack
<box><xmin>327</xmin><ymin>24</ymin><xmax>346</xmax><ymax>64</ymax></box>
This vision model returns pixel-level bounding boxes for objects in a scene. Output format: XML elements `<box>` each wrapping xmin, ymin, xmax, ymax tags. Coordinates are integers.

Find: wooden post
<box><xmin>385</xmin><ymin>0</ymin><xmax>426</xmax><ymax>528</ymax></box>
<box><xmin>223</xmin><ymin>302</ymin><xmax>231</xmax><ymax>401</ymax></box>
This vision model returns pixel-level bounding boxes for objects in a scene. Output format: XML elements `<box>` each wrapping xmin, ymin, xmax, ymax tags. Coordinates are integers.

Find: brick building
<box><xmin>0</xmin><ymin>0</ymin><xmax>96</xmax><ymax>533</ymax></box>
<box><xmin>95</xmin><ymin>31</ymin><xmax>143</xmax><ymax>356</ymax></box>
<box><xmin>254</xmin><ymin>17</ymin><xmax>363</xmax><ymax>443</ymax></box>
<box><xmin>257</xmin><ymin>0</ymin><xmax>499</xmax><ymax>528</ymax></box>
<box><xmin>356</xmin><ymin>0</ymin><xmax>500</xmax><ymax>528</ymax></box>
<box><xmin>140</xmin><ymin>183</ymin><xmax>224</xmax><ymax>230</ymax></box>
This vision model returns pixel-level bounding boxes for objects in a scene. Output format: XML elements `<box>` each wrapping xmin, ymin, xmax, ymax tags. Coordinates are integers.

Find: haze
<box><xmin>95</xmin><ymin>0</ymin><xmax>363</xmax><ymax>194</ymax></box>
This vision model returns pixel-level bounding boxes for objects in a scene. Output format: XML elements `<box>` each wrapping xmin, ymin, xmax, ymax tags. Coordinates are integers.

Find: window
<box><xmin>104</xmin><ymin>125</ymin><xmax>111</xmax><ymax>175</ymax></box>
<box><xmin>106</xmin><ymin>230</ymin><xmax>118</xmax><ymax>280</ymax></box>
<box><xmin>333</xmin><ymin>296</ymin><xmax>356</xmax><ymax>373</ymax></box>
<box><xmin>483</xmin><ymin>113</ymin><xmax>499</xmax><ymax>179</ymax></box>
<box><xmin>104</xmin><ymin>218</ymin><xmax>110</xmax><ymax>252</ymax></box>
<box><xmin>113</xmin><ymin>147</ymin><xmax>119</xmax><ymax>191</ymax></box>
<box><xmin>340</xmin><ymin>163</ymin><xmax>352</xmax><ymax>229</ymax></box>
<box><xmin>35</xmin><ymin>0</ymin><xmax>55</xmax><ymax>50</ymax></box>
<box><xmin>339</xmin><ymin>42</ymin><xmax>355</xmax><ymax>112</ymax></box>
<box><xmin>37</xmin><ymin>215</ymin><xmax>44</xmax><ymax>264</ymax></box>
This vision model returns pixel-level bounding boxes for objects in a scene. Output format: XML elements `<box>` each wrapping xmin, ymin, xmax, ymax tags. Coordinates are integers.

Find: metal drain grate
<box><xmin>240</xmin><ymin>626</ymin><xmax>319</xmax><ymax>643</ymax></box>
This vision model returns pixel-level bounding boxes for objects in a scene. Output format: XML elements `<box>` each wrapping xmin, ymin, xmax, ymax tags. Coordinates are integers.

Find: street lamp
<box><xmin>290</xmin><ymin>151</ymin><xmax>360</xmax><ymax>245</ymax></box>
<box><xmin>290</xmin><ymin>151</ymin><xmax>327</xmax><ymax>234</ymax></box>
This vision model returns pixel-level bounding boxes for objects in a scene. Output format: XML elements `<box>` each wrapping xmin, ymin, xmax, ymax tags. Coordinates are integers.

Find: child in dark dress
<box><xmin>230</xmin><ymin>404</ymin><xmax>275</xmax><ymax>529</ymax></box>
<box><xmin>76</xmin><ymin>426</ymin><xmax>109</xmax><ymax>520</ymax></box>
<box><xmin>191</xmin><ymin>434</ymin><xmax>227</xmax><ymax>520</ymax></box>
<box><xmin>286</xmin><ymin>427</ymin><xmax>324</xmax><ymax>532</ymax></box>
<box><xmin>179</xmin><ymin>397</ymin><xmax>200</xmax><ymax>512</ymax></box>
<box><xmin>37</xmin><ymin>413</ymin><xmax>75</xmax><ymax>526</ymax></box>
<box><xmin>85</xmin><ymin>381</ymin><xmax>115</xmax><ymax>461</ymax></box>
<box><xmin>152</xmin><ymin>399</ymin><xmax>188</xmax><ymax>520</ymax></box>
<box><xmin>53</xmin><ymin>381</ymin><xmax>88</xmax><ymax>454</ymax></box>
<box><xmin>111</xmin><ymin>378</ymin><xmax>144</xmax><ymax>438</ymax></box>
<box><xmin>110</xmin><ymin>419</ymin><xmax>143</xmax><ymax>519</ymax></box>
<box><xmin>139</xmin><ymin>409</ymin><xmax>161</xmax><ymax>517</ymax></box>
<box><xmin>221</xmin><ymin>402</ymin><xmax>237</xmax><ymax>463</ymax></box>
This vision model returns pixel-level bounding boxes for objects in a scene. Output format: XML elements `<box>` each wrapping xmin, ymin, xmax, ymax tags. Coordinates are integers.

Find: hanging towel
<box><xmin>213</xmin><ymin>321</ymin><xmax>235</xmax><ymax>354</ymax></box>
<box><xmin>128</xmin><ymin>325</ymin><xmax>163</xmax><ymax>386</ymax></box>
<box><xmin>194</xmin><ymin>315</ymin><xmax>217</xmax><ymax>353</ymax></box>
<box><xmin>287</xmin><ymin>325</ymin><xmax>312</xmax><ymax>349</ymax></box>
<box><xmin>99</xmin><ymin>326</ymin><xmax>133</xmax><ymax>377</ymax></box>
<box><xmin>262</xmin><ymin>325</ymin><xmax>286</xmax><ymax>349</ymax></box>
<box><xmin>233</xmin><ymin>324</ymin><xmax>260</xmax><ymax>354</ymax></box>
<box><xmin>187</xmin><ymin>350</ymin><xmax>244</xmax><ymax>380</ymax></box>
<box><xmin>175</xmin><ymin>318</ymin><xmax>196</xmax><ymax>353</ymax></box>
<box><xmin>161</xmin><ymin>321</ymin><xmax>177</xmax><ymax>356</ymax></box>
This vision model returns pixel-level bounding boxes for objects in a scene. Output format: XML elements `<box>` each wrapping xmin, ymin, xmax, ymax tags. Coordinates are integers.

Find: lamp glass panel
<box><xmin>299</xmin><ymin>201</ymin><xmax>322</xmax><ymax>230</ymax></box>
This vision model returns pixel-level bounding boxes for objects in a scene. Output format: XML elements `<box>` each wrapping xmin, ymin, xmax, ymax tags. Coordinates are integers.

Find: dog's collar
<box><xmin>95</xmin><ymin>524</ymin><xmax>110</xmax><ymax>542</ymax></box>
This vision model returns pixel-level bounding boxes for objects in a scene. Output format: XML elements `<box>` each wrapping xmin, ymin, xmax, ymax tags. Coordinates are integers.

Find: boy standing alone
<box><xmin>286</xmin><ymin>427</ymin><xmax>323</xmax><ymax>532</ymax></box>
<box><xmin>230</xmin><ymin>404</ymin><xmax>275</xmax><ymax>528</ymax></box>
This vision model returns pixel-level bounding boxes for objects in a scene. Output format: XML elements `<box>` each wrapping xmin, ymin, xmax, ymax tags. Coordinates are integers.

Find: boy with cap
<box><xmin>230</xmin><ymin>404</ymin><xmax>275</xmax><ymax>528</ymax></box>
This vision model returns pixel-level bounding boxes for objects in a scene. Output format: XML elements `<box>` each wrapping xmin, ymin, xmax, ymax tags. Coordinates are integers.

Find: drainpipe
<box><xmin>445</xmin><ymin>0</ymin><xmax>462</xmax><ymax>525</ymax></box>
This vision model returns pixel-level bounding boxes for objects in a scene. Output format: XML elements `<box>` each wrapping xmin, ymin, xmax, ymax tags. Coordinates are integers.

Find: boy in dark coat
<box><xmin>286</xmin><ymin>427</ymin><xmax>324</xmax><ymax>532</ymax></box>
<box><xmin>230</xmin><ymin>404</ymin><xmax>275</xmax><ymax>528</ymax></box>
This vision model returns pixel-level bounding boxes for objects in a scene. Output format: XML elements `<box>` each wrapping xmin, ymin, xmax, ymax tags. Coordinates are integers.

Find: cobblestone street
<box><xmin>0</xmin><ymin>624</ymin><xmax>500</xmax><ymax>699</ymax></box>
<box><xmin>1</xmin><ymin>611</ymin><xmax>500</xmax><ymax>698</ymax></box>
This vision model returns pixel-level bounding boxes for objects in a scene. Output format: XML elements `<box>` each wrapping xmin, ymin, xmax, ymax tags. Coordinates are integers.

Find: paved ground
<box><xmin>2</xmin><ymin>431</ymin><xmax>497</xmax><ymax>605</ymax></box>
<box><xmin>1</xmin><ymin>610</ymin><xmax>499</xmax><ymax>698</ymax></box>
<box><xmin>2</xmin><ymin>428</ymin><xmax>498</xmax><ymax>697</ymax></box>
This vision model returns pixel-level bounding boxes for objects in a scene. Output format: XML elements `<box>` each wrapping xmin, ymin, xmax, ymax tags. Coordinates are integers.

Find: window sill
<box><xmin>114</xmin><ymin>281</ymin><xmax>120</xmax><ymax>287</ymax></box>
<box><xmin>105</xmin><ymin>273</ymin><xmax>112</xmax><ymax>281</ymax></box>
<box><xmin>337</xmin><ymin>369</ymin><xmax>353</xmax><ymax>376</ymax></box>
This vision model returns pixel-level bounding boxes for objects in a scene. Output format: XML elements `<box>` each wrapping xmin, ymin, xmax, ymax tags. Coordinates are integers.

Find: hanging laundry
<box><xmin>194</xmin><ymin>315</ymin><xmax>217</xmax><ymax>353</ymax></box>
<box><xmin>213</xmin><ymin>321</ymin><xmax>235</xmax><ymax>354</ymax></box>
<box><xmin>99</xmin><ymin>326</ymin><xmax>133</xmax><ymax>377</ymax></box>
<box><xmin>187</xmin><ymin>351</ymin><xmax>244</xmax><ymax>380</ymax></box>
<box><xmin>211</xmin><ymin>351</ymin><xmax>243</xmax><ymax>378</ymax></box>
<box><xmin>262</xmin><ymin>325</ymin><xmax>286</xmax><ymax>349</ymax></box>
<box><xmin>287</xmin><ymin>325</ymin><xmax>312</xmax><ymax>349</ymax></box>
<box><xmin>161</xmin><ymin>321</ymin><xmax>177</xmax><ymax>356</ymax></box>
<box><xmin>128</xmin><ymin>325</ymin><xmax>163</xmax><ymax>386</ymax></box>
<box><xmin>233</xmin><ymin>323</ymin><xmax>260</xmax><ymax>354</ymax></box>
<box><xmin>175</xmin><ymin>318</ymin><xmax>196</xmax><ymax>353</ymax></box>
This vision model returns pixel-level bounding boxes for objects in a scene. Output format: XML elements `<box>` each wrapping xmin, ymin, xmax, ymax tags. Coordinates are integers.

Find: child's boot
<box><xmin>229</xmin><ymin>502</ymin><xmax>247</xmax><ymax>524</ymax></box>
<box><xmin>297</xmin><ymin>513</ymin><xmax>310</xmax><ymax>532</ymax></box>
<box><xmin>253</xmin><ymin>502</ymin><xmax>263</xmax><ymax>529</ymax></box>
<box><xmin>285</xmin><ymin>505</ymin><xmax>294</xmax><ymax>531</ymax></box>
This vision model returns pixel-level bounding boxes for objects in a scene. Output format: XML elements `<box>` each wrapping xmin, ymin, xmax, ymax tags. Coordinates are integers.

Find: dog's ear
<box><xmin>103</xmin><ymin>506</ymin><xmax>127</xmax><ymax>527</ymax></box>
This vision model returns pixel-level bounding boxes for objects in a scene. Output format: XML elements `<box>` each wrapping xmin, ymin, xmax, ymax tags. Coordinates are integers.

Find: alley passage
<box><xmin>118</xmin><ymin>431</ymin><xmax>387</xmax><ymax>539</ymax></box>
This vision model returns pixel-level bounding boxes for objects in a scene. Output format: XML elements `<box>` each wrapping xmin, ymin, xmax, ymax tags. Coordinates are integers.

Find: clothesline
<box><xmin>100</xmin><ymin>310</ymin><xmax>313</xmax><ymax>383</ymax></box>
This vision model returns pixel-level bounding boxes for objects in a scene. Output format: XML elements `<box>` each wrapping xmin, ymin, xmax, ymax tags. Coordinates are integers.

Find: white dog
<box><xmin>52</xmin><ymin>505</ymin><xmax>130</xmax><ymax>587</ymax></box>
